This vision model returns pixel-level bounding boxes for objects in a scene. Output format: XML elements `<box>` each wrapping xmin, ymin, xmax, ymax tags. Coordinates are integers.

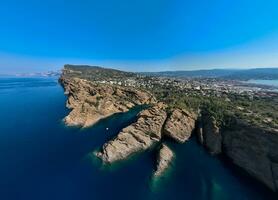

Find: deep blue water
<box><xmin>0</xmin><ymin>77</ymin><xmax>277</xmax><ymax>200</ymax></box>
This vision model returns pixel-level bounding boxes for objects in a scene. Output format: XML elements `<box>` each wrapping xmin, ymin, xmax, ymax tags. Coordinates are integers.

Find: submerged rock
<box><xmin>153</xmin><ymin>144</ymin><xmax>174</xmax><ymax>177</ymax></box>
<box><xmin>59</xmin><ymin>76</ymin><xmax>156</xmax><ymax>128</ymax></box>
<box><xmin>96</xmin><ymin>103</ymin><xmax>167</xmax><ymax>163</ymax></box>
<box><xmin>163</xmin><ymin>108</ymin><xmax>196</xmax><ymax>143</ymax></box>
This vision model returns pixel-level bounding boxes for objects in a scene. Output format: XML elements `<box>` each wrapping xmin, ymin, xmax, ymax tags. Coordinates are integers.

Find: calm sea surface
<box><xmin>244</xmin><ymin>79</ymin><xmax>278</xmax><ymax>87</ymax></box>
<box><xmin>0</xmin><ymin>77</ymin><xmax>276</xmax><ymax>200</ymax></box>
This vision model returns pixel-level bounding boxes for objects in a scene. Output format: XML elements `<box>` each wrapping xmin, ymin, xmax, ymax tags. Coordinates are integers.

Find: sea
<box><xmin>244</xmin><ymin>79</ymin><xmax>278</xmax><ymax>88</ymax></box>
<box><xmin>0</xmin><ymin>77</ymin><xmax>277</xmax><ymax>200</ymax></box>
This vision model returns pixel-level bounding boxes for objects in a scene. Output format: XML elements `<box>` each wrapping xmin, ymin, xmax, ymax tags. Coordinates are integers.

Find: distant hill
<box><xmin>142</xmin><ymin>68</ymin><xmax>278</xmax><ymax>80</ymax></box>
<box><xmin>142</xmin><ymin>69</ymin><xmax>239</xmax><ymax>78</ymax></box>
<box><xmin>224</xmin><ymin>68</ymin><xmax>278</xmax><ymax>80</ymax></box>
<box><xmin>63</xmin><ymin>64</ymin><xmax>135</xmax><ymax>81</ymax></box>
<box><xmin>63</xmin><ymin>65</ymin><xmax>278</xmax><ymax>80</ymax></box>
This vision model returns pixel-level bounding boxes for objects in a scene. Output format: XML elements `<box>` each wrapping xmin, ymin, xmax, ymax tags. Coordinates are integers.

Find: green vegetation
<box><xmin>63</xmin><ymin>65</ymin><xmax>278</xmax><ymax>130</ymax></box>
<box><xmin>63</xmin><ymin>64</ymin><xmax>135</xmax><ymax>81</ymax></box>
<box><xmin>150</xmin><ymin>84</ymin><xmax>278</xmax><ymax>129</ymax></box>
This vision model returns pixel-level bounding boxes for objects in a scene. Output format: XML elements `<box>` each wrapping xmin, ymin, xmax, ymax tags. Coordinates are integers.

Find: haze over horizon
<box><xmin>1</xmin><ymin>0</ymin><xmax>278</xmax><ymax>74</ymax></box>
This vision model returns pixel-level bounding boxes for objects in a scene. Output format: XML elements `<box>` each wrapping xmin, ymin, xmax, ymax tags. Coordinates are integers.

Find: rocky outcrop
<box><xmin>59</xmin><ymin>76</ymin><xmax>156</xmax><ymax>128</ymax></box>
<box><xmin>59</xmin><ymin>67</ymin><xmax>278</xmax><ymax>192</ymax></box>
<box><xmin>222</xmin><ymin>119</ymin><xmax>278</xmax><ymax>191</ymax></box>
<box><xmin>163</xmin><ymin>108</ymin><xmax>196</xmax><ymax>143</ymax></box>
<box><xmin>96</xmin><ymin>103</ymin><xmax>167</xmax><ymax>163</ymax></box>
<box><xmin>153</xmin><ymin>144</ymin><xmax>174</xmax><ymax>177</ymax></box>
<box><xmin>196</xmin><ymin>116</ymin><xmax>204</xmax><ymax>145</ymax></box>
<box><xmin>197</xmin><ymin>112</ymin><xmax>222</xmax><ymax>154</ymax></box>
<box><xmin>198</xmin><ymin>111</ymin><xmax>278</xmax><ymax>191</ymax></box>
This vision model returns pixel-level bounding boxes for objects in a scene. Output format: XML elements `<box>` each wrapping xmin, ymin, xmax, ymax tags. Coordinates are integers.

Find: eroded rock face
<box><xmin>196</xmin><ymin>116</ymin><xmax>204</xmax><ymax>145</ymax></box>
<box><xmin>222</xmin><ymin>120</ymin><xmax>278</xmax><ymax>191</ymax></box>
<box><xmin>198</xmin><ymin>111</ymin><xmax>278</xmax><ymax>191</ymax></box>
<box><xmin>96</xmin><ymin>103</ymin><xmax>167</xmax><ymax>163</ymax></box>
<box><xmin>59</xmin><ymin>76</ymin><xmax>156</xmax><ymax>128</ymax></box>
<box><xmin>198</xmin><ymin>113</ymin><xmax>222</xmax><ymax>154</ymax></box>
<box><xmin>153</xmin><ymin>144</ymin><xmax>174</xmax><ymax>177</ymax></box>
<box><xmin>59</xmin><ymin>69</ymin><xmax>278</xmax><ymax>192</ymax></box>
<box><xmin>163</xmin><ymin>109</ymin><xmax>196</xmax><ymax>143</ymax></box>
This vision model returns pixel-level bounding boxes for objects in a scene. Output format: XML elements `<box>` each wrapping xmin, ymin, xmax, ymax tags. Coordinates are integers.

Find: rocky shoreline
<box><xmin>197</xmin><ymin>110</ymin><xmax>278</xmax><ymax>191</ymax></box>
<box><xmin>95</xmin><ymin>103</ymin><xmax>167</xmax><ymax>163</ymax></box>
<box><xmin>153</xmin><ymin>144</ymin><xmax>174</xmax><ymax>178</ymax></box>
<box><xmin>60</xmin><ymin>69</ymin><xmax>278</xmax><ymax>191</ymax></box>
<box><xmin>59</xmin><ymin>76</ymin><xmax>155</xmax><ymax>128</ymax></box>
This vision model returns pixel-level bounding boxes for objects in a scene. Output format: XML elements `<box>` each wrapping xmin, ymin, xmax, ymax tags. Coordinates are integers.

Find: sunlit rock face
<box><xmin>163</xmin><ymin>108</ymin><xmax>196</xmax><ymax>143</ymax></box>
<box><xmin>60</xmin><ymin>76</ymin><xmax>156</xmax><ymax>128</ymax></box>
<box><xmin>60</xmin><ymin>65</ymin><xmax>278</xmax><ymax>192</ymax></box>
<box><xmin>96</xmin><ymin>103</ymin><xmax>167</xmax><ymax>163</ymax></box>
<box><xmin>153</xmin><ymin>144</ymin><xmax>174</xmax><ymax>178</ymax></box>
<box><xmin>199</xmin><ymin>113</ymin><xmax>222</xmax><ymax>155</ymax></box>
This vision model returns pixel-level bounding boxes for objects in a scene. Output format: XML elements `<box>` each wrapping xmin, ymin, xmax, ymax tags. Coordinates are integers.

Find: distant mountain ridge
<box><xmin>63</xmin><ymin>65</ymin><xmax>278</xmax><ymax>80</ymax></box>
<box><xmin>64</xmin><ymin>64</ymin><xmax>135</xmax><ymax>81</ymax></box>
<box><xmin>142</xmin><ymin>68</ymin><xmax>278</xmax><ymax>80</ymax></box>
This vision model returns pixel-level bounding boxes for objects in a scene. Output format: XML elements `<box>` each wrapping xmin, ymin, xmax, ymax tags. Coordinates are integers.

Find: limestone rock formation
<box><xmin>196</xmin><ymin>116</ymin><xmax>204</xmax><ymax>145</ymax></box>
<box><xmin>96</xmin><ymin>103</ymin><xmax>167</xmax><ymax>163</ymax></box>
<box><xmin>153</xmin><ymin>144</ymin><xmax>174</xmax><ymax>177</ymax></box>
<box><xmin>222</xmin><ymin>119</ymin><xmax>278</xmax><ymax>191</ymax></box>
<box><xmin>59</xmin><ymin>76</ymin><xmax>156</xmax><ymax>128</ymax></box>
<box><xmin>59</xmin><ymin>66</ymin><xmax>278</xmax><ymax>192</ymax></box>
<box><xmin>163</xmin><ymin>108</ymin><xmax>196</xmax><ymax>143</ymax></box>
<box><xmin>198</xmin><ymin>111</ymin><xmax>278</xmax><ymax>191</ymax></box>
<box><xmin>198</xmin><ymin>112</ymin><xmax>222</xmax><ymax>154</ymax></box>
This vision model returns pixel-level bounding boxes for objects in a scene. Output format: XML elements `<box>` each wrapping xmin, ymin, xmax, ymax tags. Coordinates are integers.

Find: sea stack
<box><xmin>153</xmin><ymin>144</ymin><xmax>174</xmax><ymax>177</ymax></box>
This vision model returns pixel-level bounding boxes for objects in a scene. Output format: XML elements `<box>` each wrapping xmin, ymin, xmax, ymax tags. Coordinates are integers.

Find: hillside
<box><xmin>63</xmin><ymin>64</ymin><xmax>136</xmax><ymax>81</ymax></box>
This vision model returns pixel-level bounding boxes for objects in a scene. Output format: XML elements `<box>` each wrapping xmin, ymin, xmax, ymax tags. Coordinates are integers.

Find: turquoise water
<box><xmin>244</xmin><ymin>79</ymin><xmax>278</xmax><ymax>87</ymax></box>
<box><xmin>0</xmin><ymin>77</ymin><xmax>276</xmax><ymax>200</ymax></box>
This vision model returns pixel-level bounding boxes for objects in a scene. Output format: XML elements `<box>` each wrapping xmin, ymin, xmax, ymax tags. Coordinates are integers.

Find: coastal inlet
<box><xmin>0</xmin><ymin>76</ymin><xmax>277</xmax><ymax>200</ymax></box>
<box><xmin>60</xmin><ymin>65</ymin><xmax>278</xmax><ymax>196</ymax></box>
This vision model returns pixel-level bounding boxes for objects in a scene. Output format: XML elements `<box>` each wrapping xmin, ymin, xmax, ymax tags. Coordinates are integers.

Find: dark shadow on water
<box><xmin>217</xmin><ymin>153</ymin><xmax>278</xmax><ymax>200</ymax></box>
<box><xmin>149</xmin><ymin>134</ymin><xmax>278</xmax><ymax>200</ymax></box>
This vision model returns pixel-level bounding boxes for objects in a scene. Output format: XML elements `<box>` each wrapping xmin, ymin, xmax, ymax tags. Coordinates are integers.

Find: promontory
<box><xmin>59</xmin><ymin>64</ymin><xmax>278</xmax><ymax>191</ymax></box>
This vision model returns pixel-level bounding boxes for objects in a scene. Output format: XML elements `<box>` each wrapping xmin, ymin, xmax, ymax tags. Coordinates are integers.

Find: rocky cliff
<box><xmin>96</xmin><ymin>103</ymin><xmax>167</xmax><ymax>163</ymax></box>
<box><xmin>222</xmin><ymin>120</ymin><xmax>278</xmax><ymax>191</ymax></box>
<box><xmin>59</xmin><ymin>76</ymin><xmax>156</xmax><ymax>127</ymax></box>
<box><xmin>60</xmin><ymin>66</ymin><xmax>278</xmax><ymax>192</ymax></box>
<box><xmin>197</xmin><ymin>111</ymin><xmax>222</xmax><ymax>154</ymax></box>
<box><xmin>164</xmin><ymin>108</ymin><xmax>197</xmax><ymax>143</ymax></box>
<box><xmin>197</xmin><ymin>113</ymin><xmax>278</xmax><ymax>191</ymax></box>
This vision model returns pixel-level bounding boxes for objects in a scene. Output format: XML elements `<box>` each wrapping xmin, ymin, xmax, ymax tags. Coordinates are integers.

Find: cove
<box><xmin>0</xmin><ymin>77</ymin><xmax>276</xmax><ymax>200</ymax></box>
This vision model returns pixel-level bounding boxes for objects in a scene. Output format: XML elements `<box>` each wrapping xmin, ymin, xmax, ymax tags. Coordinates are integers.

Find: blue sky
<box><xmin>0</xmin><ymin>0</ymin><xmax>278</xmax><ymax>73</ymax></box>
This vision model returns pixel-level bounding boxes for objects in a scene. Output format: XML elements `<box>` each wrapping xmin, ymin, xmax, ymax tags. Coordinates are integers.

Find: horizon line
<box><xmin>1</xmin><ymin>65</ymin><xmax>278</xmax><ymax>76</ymax></box>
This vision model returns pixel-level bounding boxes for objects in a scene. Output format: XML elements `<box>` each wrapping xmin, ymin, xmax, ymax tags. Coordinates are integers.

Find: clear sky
<box><xmin>1</xmin><ymin>0</ymin><xmax>278</xmax><ymax>73</ymax></box>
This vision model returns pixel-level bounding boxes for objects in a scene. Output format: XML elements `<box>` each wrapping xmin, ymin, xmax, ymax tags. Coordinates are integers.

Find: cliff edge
<box><xmin>59</xmin><ymin>75</ymin><xmax>156</xmax><ymax>128</ymax></box>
